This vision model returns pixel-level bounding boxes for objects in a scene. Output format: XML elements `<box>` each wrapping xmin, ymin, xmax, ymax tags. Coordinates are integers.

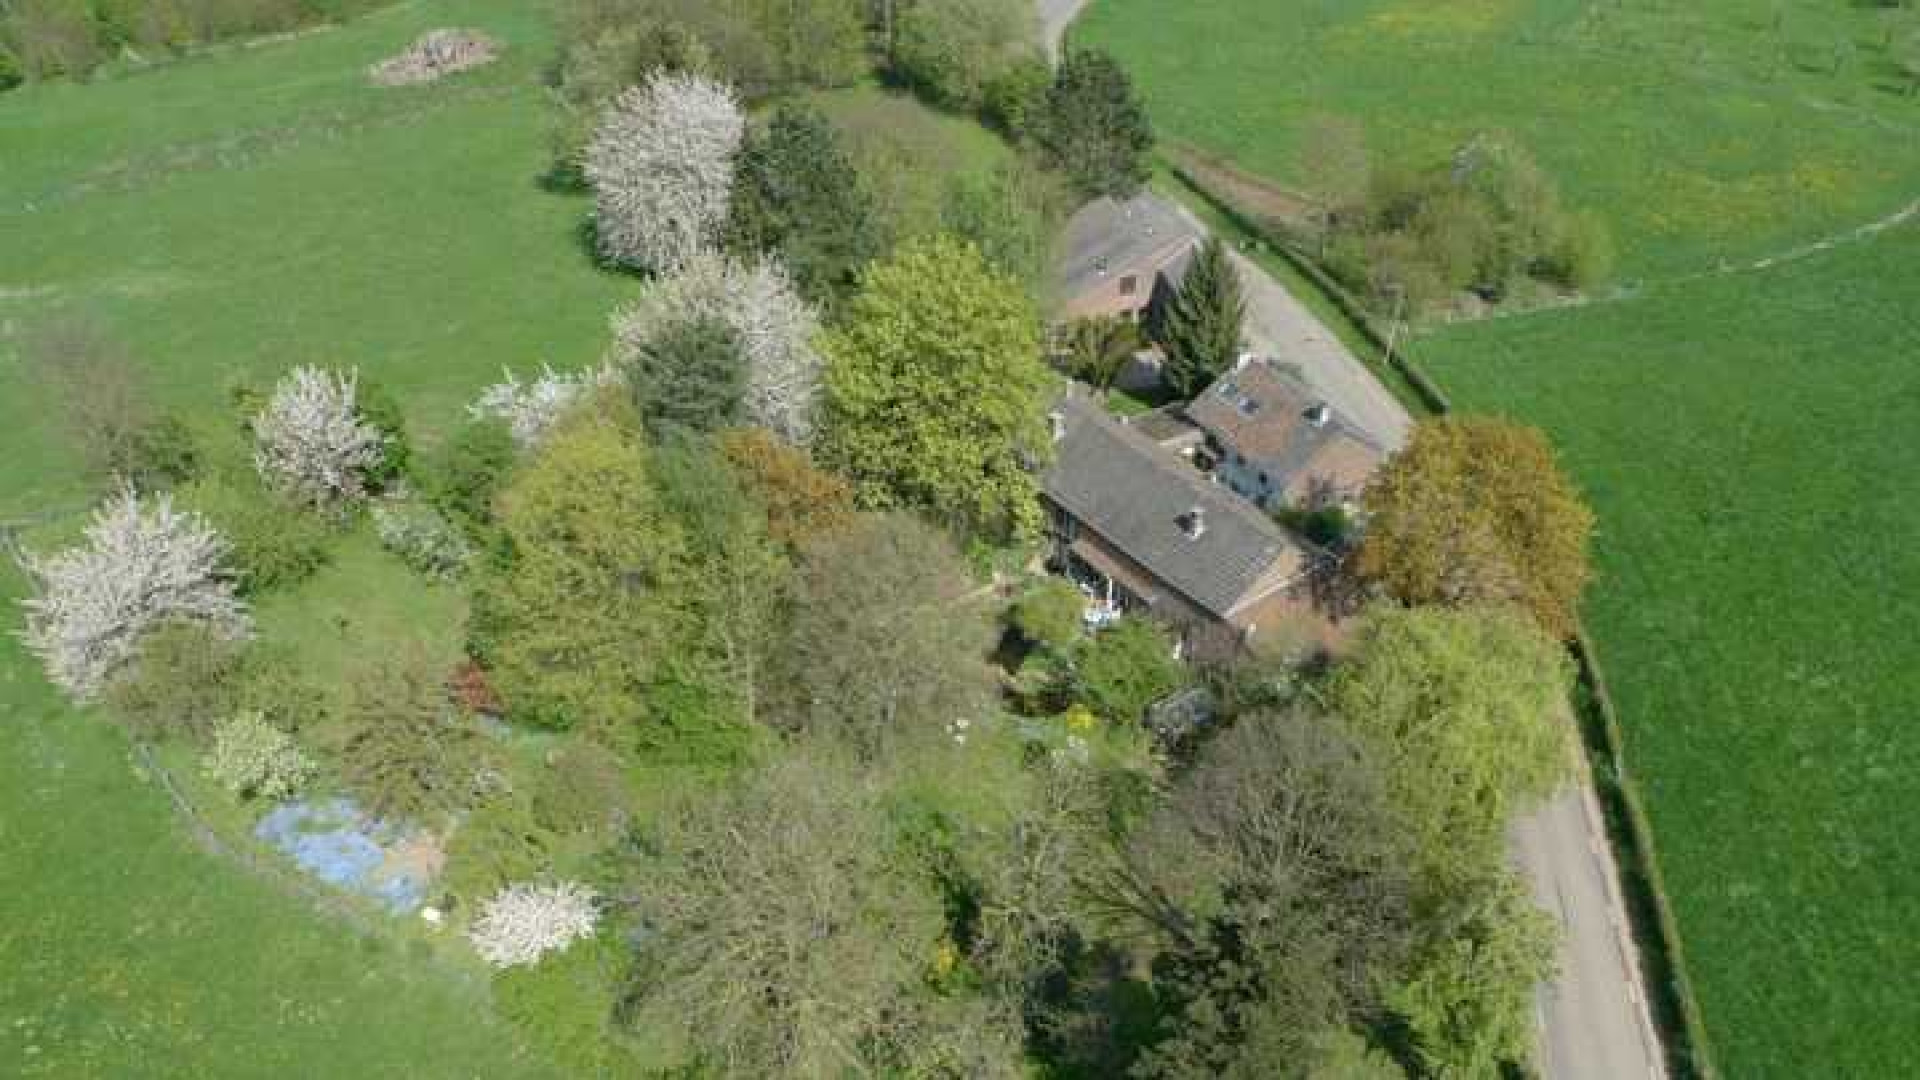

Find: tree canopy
<box><xmin>1357</xmin><ymin>415</ymin><xmax>1595</xmax><ymax>638</ymax></box>
<box><xmin>1159</xmin><ymin>236</ymin><xmax>1246</xmax><ymax>399</ymax></box>
<box><xmin>725</xmin><ymin>102</ymin><xmax>880</xmax><ymax>306</ymax></box>
<box><xmin>820</xmin><ymin>235</ymin><xmax>1052</xmax><ymax>538</ymax></box>
<box><xmin>1037</xmin><ymin>48</ymin><xmax>1154</xmax><ymax>199</ymax></box>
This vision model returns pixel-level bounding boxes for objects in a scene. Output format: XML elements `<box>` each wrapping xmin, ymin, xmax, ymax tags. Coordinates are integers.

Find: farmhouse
<box><xmin>1041</xmin><ymin>388</ymin><xmax>1335</xmax><ymax>660</ymax></box>
<box><xmin>1053</xmin><ymin>191</ymin><xmax>1205</xmax><ymax>325</ymax></box>
<box><xmin>1186</xmin><ymin>355</ymin><xmax>1386</xmax><ymax>512</ymax></box>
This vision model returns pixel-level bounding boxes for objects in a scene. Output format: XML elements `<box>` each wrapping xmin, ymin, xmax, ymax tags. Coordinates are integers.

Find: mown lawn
<box><xmin>1417</xmin><ymin>226</ymin><xmax>1920</xmax><ymax>1076</ymax></box>
<box><xmin>0</xmin><ymin>0</ymin><xmax>638</xmax><ymax>1072</ymax></box>
<box><xmin>1077</xmin><ymin>0</ymin><xmax>1920</xmax><ymax>280</ymax></box>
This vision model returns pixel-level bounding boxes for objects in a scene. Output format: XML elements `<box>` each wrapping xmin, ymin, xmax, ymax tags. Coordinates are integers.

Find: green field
<box><xmin>1080</xmin><ymin>0</ymin><xmax>1920</xmax><ymax>1074</ymax></box>
<box><xmin>1078</xmin><ymin>0</ymin><xmax>1920</xmax><ymax>280</ymax></box>
<box><xmin>0</xmin><ymin>0</ymin><xmax>629</xmax><ymax>1072</ymax></box>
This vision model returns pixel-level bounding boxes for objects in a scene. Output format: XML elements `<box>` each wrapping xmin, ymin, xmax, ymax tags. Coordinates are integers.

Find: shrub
<box><xmin>531</xmin><ymin>738</ymin><xmax>631</xmax><ymax>835</ymax></box>
<box><xmin>1010</xmin><ymin>579</ymin><xmax>1084</xmax><ymax>652</ymax></box>
<box><xmin>353</xmin><ymin>376</ymin><xmax>412</xmax><ymax>493</ymax></box>
<box><xmin>203</xmin><ymin>710</ymin><xmax>316</xmax><ymax>801</ymax></box>
<box><xmin>252</xmin><ymin>366</ymin><xmax>386</xmax><ymax>513</ymax></box>
<box><xmin>983</xmin><ymin>57</ymin><xmax>1053</xmax><ymax>139</ymax></box>
<box><xmin>372</xmin><ymin>499</ymin><xmax>473</xmax><ymax>581</ymax></box>
<box><xmin>227</xmin><ymin>641</ymin><xmax>331</xmax><ymax>734</ymax></box>
<box><xmin>178</xmin><ymin>474</ymin><xmax>333</xmax><ymax>594</ymax></box>
<box><xmin>337</xmin><ymin>652</ymin><xmax>484</xmax><ymax>822</ymax></box>
<box><xmin>1073</xmin><ymin>617</ymin><xmax>1182</xmax><ymax>723</ymax></box>
<box><xmin>102</xmin><ymin>618</ymin><xmax>245</xmax><ymax>738</ymax></box>
<box><xmin>468</xmin><ymin>881</ymin><xmax>600</xmax><ymax>970</ymax></box>
<box><xmin>429</xmin><ymin>417</ymin><xmax>517</xmax><ymax>531</ymax></box>
<box><xmin>892</xmin><ymin>0</ymin><xmax>1036</xmax><ymax>110</ymax></box>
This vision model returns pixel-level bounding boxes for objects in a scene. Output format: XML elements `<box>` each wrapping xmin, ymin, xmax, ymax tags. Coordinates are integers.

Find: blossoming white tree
<box><xmin>584</xmin><ymin>71</ymin><xmax>744</xmax><ymax>273</ymax></box>
<box><xmin>611</xmin><ymin>252</ymin><xmax>824</xmax><ymax>444</ymax></box>
<box><xmin>252</xmin><ymin>366</ymin><xmax>385</xmax><ymax>512</ymax></box>
<box><xmin>468</xmin><ymin>363</ymin><xmax>619</xmax><ymax>450</ymax></box>
<box><xmin>467</xmin><ymin>880</ymin><xmax>599</xmax><ymax>969</ymax></box>
<box><xmin>19</xmin><ymin>489</ymin><xmax>250</xmax><ymax>700</ymax></box>
<box><xmin>203</xmin><ymin>710</ymin><xmax>315</xmax><ymax>801</ymax></box>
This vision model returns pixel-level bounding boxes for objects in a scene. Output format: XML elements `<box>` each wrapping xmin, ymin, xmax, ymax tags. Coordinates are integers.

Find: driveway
<box><xmin>1512</xmin><ymin>777</ymin><xmax>1669</xmax><ymax>1080</ymax></box>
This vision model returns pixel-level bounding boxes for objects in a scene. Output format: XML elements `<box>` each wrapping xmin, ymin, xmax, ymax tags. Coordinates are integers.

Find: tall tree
<box><xmin>891</xmin><ymin>0</ymin><xmax>1038</xmax><ymax>109</ymax></box>
<box><xmin>768</xmin><ymin>512</ymin><xmax>996</xmax><ymax>756</ymax></box>
<box><xmin>717</xmin><ymin>428</ymin><xmax>854</xmax><ymax>549</ymax></box>
<box><xmin>1356</xmin><ymin>416</ymin><xmax>1595</xmax><ymax>638</ymax></box>
<box><xmin>337</xmin><ymin>649</ymin><xmax>484</xmax><ymax>822</ymax></box>
<box><xmin>1037</xmin><ymin>48</ymin><xmax>1154</xmax><ymax>199</ymax></box>
<box><xmin>1158</xmin><ymin>236</ymin><xmax>1246</xmax><ymax>398</ymax></box>
<box><xmin>620</xmin><ymin>744</ymin><xmax>1026</xmax><ymax>1077</ymax></box>
<box><xmin>819</xmin><ymin>235</ymin><xmax>1052</xmax><ymax>538</ymax></box>
<box><xmin>725</xmin><ymin>102</ymin><xmax>880</xmax><ymax>305</ymax></box>
<box><xmin>469</xmin><ymin>414</ymin><xmax>687</xmax><ymax>732</ymax></box>
<box><xmin>940</xmin><ymin>158</ymin><xmax>1070</xmax><ymax>302</ymax></box>
<box><xmin>1327</xmin><ymin>605</ymin><xmax>1572</xmax><ymax>891</ymax></box>
<box><xmin>625</xmin><ymin>316</ymin><xmax>748</xmax><ymax>438</ymax></box>
<box><xmin>585</xmin><ymin>70</ymin><xmax>744</xmax><ymax>273</ymax></box>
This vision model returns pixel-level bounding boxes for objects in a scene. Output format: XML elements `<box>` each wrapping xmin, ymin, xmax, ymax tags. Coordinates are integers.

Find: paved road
<box><xmin>1512</xmin><ymin>776</ymin><xmax>1669</xmax><ymax>1080</ymax></box>
<box><xmin>1228</xmin><ymin>251</ymin><xmax>1413</xmax><ymax>451</ymax></box>
<box><xmin>1037</xmin><ymin>0</ymin><xmax>1088</xmax><ymax>59</ymax></box>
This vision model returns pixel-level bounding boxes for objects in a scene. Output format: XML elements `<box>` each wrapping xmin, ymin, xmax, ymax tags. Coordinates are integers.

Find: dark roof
<box><xmin>1186</xmin><ymin>357</ymin><xmax>1386</xmax><ymax>498</ymax></box>
<box><xmin>1043</xmin><ymin>389</ymin><xmax>1309</xmax><ymax>617</ymax></box>
<box><xmin>1054</xmin><ymin>193</ymin><xmax>1204</xmax><ymax>303</ymax></box>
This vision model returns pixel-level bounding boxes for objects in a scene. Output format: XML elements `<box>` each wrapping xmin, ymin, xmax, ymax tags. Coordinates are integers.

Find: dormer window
<box><xmin>1118</xmin><ymin>274</ymin><xmax>1139</xmax><ymax>296</ymax></box>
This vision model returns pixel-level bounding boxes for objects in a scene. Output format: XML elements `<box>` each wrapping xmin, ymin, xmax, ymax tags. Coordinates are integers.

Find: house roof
<box><xmin>1185</xmin><ymin>357</ymin><xmax>1387</xmax><ymax>500</ymax></box>
<box><xmin>1043</xmin><ymin>389</ymin><xmax>1310</xmax><ymax>618</ymax></box>
<box><xmin>1053</xmin><ymin>193</ymin><xmax>1205</xmax><ymax>306</ymax></box>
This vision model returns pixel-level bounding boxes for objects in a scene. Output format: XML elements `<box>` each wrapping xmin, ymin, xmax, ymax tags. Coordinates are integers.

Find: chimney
<box><xmin>1305</xmin><ymin>403</ymin><xmax>1331</xmax><ymax>427</ymax></box>
<box><xmin>1048</xmin><ymin>410</ymin><xmax>1065</xmax><ymax>443</ymax></box>
<box><xmin>1179</xmin><ymin>506</ymin><xmax>1207</xmax><ymax>540</ymax></box>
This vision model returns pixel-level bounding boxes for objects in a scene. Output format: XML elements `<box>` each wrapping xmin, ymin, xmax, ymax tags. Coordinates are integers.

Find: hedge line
<box><xmin>1162</xmin><ymin>157</ymin><xmax>1718</xmax><ymax>1080</ymax></box>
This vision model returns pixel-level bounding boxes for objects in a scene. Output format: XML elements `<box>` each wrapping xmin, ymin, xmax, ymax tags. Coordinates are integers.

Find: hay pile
<box><xmin>368</xmin><ymin>28</ymin><xmax>500</xmax><ymax>87</ymax></box>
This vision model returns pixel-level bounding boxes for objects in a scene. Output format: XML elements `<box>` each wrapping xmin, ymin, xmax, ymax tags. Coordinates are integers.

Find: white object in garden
<box><xmin>584</xmin><ymin>71</ymin><xmax>744</xmax><ymax>273</ymax></box>
<box><xmin>468</xmin><ymin>881</ymin><xmax>599</xmax><ymax>969</ymax></box>
<box><xmin>469</xmin><ymin>364</ymin><xmax>618</xmax><ymax>451</ymax></box>
<box><xmin>253</xmin><ymin>366</ymin><xmax>386</xmax><ymax>511</ymax></box>
<box><xmin>18</xmin><ymin>489</ymin><xmax>250</xmax><ymax>700</ymax></box>
<box><xmin>610</xmin><ymin>252</ymin><xmax>824</xmax><ymax>445</ymax></box>
<box><xmin>421</xmin><ymin>906</ymin><xmax>444</xmax><ymax>927</ymax></box>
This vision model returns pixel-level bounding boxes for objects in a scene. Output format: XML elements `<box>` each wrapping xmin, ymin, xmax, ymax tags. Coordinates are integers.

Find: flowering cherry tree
<box><xmin>469</xmin><ymin>363</ymin><xmax>619</xmax><ymax>451</ymax></box>
<box><xmin>611</xmin><ymin>252</ymin><xmax>823</xmax><ymax>444</ymax></box>
<box><xmin>252</xmin><ymin>366</ymin><xmax>385</xmax><ymax>512</ymax></box>
<box><xmin>19</xmin><ymin>489</ymin><xmax>250</xmax><ymax>700</ymax></box>
<box><xmin>585</xmin><ymin>71</ymin><xmax>744</xmax><ymax>273</ymax></box>
<box><xmin>467</xmin><ymin>880</ymin><xmax>600</xmax><ymax>969</ymax></box>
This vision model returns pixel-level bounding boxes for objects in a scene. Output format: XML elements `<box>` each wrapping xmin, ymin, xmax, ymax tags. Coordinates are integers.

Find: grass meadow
<box><xmin>0</xmin><ymin>0</ymin><xmax>624</xmax><ymax>1071</ymax></box>
<box><xmin>1080</xmin><ymin>0</ymin><xmax>1920</xmax><ymax>1073</ymax></box>
<box><xmin>1078</xmin><ymin>0</ymin><xmax>1920</xmax><ymax>281</ymax></box>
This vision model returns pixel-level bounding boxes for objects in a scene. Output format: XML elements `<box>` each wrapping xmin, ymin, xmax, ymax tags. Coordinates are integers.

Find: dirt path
<box><xmin>1037</xmin><ymin>0</ymin><xmax>1090</xmax><ymax>60</ymax></box>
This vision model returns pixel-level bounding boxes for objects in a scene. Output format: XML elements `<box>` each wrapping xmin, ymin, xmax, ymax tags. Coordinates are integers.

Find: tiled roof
<box><xmin>1053</xmin><ymin>193</ymin><xmax>1204</xmax><ymax>304</ymax></box>
<box><xmin>1042</xmin><ymin>389</ymin><xmax>1308</xmax><ymax>617</ymax></box>
<box><xmin>1186</xmin><ymin>357</ymin><xmax>1387</xmax><ymax>499</ymax></box>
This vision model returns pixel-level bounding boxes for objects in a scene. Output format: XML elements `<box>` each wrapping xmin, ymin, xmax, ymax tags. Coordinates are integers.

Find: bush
<box><xmin>531</xmin><ymin>738</ymin><xmax>632</xmax><ymax>835</ymax></box>
<box><xmin>1074</xmin><ymin>617</ymin><xmax>1183</xmax><ymax>724</ymax></box>
<box><xmin>1010</xmin><ymin>579</ymin><xmax>1084</xmax><ymax>652</ymax></box>
<box><xmin>983</xmin><ymin>57</ymin><xmax>1052</xmax><ymax>139</ymax></box>
<box><xmin>203</xmin><ymin>710</ymin><xmax>316</xmax><ymax>801</ymax></box>
<box><xmin>372</xmin><ymin>499</ymin><xmax>473</xmax><ymax>581</ymax></box>
<box><xmin>227</xmin><ymin>641</ymin><xmax>332</xmax><ymax>734</ymax></box>
<box><xmin>891</xmin><ymin>0</ymin><xmax>1035</xmax><ymax>110</ymax></box>
<box><xmin>102</xmin><ymin>618</ymin><xmax>245</xmax><ymax>739</ymax></box>
<box><xmin>354</xmin><ymin>377</ymin><xmax>412</xmax><ymax>493</ymax></box>
<box><xmin>178</xmin><ymin>474</ymin><xmax>333</xmax><ymax>594</ymax></box>
<box><xmin>429</xmin><ymin>417</ymin><xmax>517</xmax><ymax>534</ymax></box>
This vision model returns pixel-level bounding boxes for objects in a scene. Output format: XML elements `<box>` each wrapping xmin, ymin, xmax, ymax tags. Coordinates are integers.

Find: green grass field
<box><xmin>1080</xmin><ymin>0</ymin><xmax>1920</xmax><ymax>1074</ymax></box>
<box><xmin>1078</xmin><ymin>0</ymin><xmax>1920</xmax><ymax>281</ymax></box>
<box><xmin>0</xmin><ymin>0</ymin><xmax>633</xmax><ymax>1072</ymax></box>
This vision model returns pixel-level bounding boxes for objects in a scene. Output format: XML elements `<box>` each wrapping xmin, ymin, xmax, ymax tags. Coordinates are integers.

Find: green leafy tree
<box><xmin>1010</xmin><ymin>578</ymin><xmax>1085</xmax><ymax>652</ymax></box>
<box><xmin>769</xmin><ymin>513</ymin><xmax>996</xmax><ymax>755</ymax></box>
<box><xmin>940</xmin><ymin>159</ymin><xmax>1069</xmax><ymax>302</ymax></box>
<box><xmin>101</xmin><ymin>618</ymin><xmax>244</xmax><ymax>739</ymax></box>
<box><xmin>1158</xmin><ymin>236</ymin><xmax>1246</xmax><ymax>398</ymax></box>
<box><xmin>820</xmin><ymin>235</ymin><xmax>1053</xmax><ymax>538</ymax></box>
<box><xmin>1328</xmin><ymin>605</ymin><xmax>1572</xmax><ymax>890</ymax></box>
<box><xmin>1061</xmin><ymin>314</ymin><xmax>1144</xmax><ymax>390</ymax></box>
<box><xmin>429</xmin><ymin>417</ymin><xmax>517</xmax><ymax>535</ymax></box>
<box><xmin>718</xmin><ymin>427</ymin><xmax>854</xmax><ymax>549</ymax></box>
<box><xmin>726</xmin><ymin>102</ymin><xmax>880</xmax><ymax>305</ymax></box>
<box><xmin>892</xmin><ymin>0</ymin><xmax>1038</xmax><ymax>109</ymax></box>
<box><xmin>621</xmin><ymin>743</ymin><xmax>1026</xmax><ymax>1077</ymax></box>
<box><xmin>354</xmin><ymin>375</ymin><xmax>412</xmax><ymax>493</ymax></box>
<box><xmin>1389</xmin><ymin>870</ymin><xmax>1558</xmax><ymax>1079</ymax></box>
<box><xmin>1357</xmin><ymin>416</ymin><xmax>1595</xmax><ymax>639</ymax></box>
<box><xmin>1073</xmin><ymin>617</ymin><xmax>1182</xmax><ymax>723</ymax></box>
<box><xmin>1037</xmin><ymin>48</ymin><xmax>1154</xmax><ymax>199</ymax></box>
<box><xmin>178</xmin><ymin>473</ymin><xmax>333</xmax><ymax>595</ymax></box>
<box><xmin>470</xmin><ymin>415</ymin><xmax>687</xmax><ymax>732</ymax></box>
<box><xmin>625</xmin><ymin>315</ymin><xmax>748</xmax><ymax>438</ymax></box>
